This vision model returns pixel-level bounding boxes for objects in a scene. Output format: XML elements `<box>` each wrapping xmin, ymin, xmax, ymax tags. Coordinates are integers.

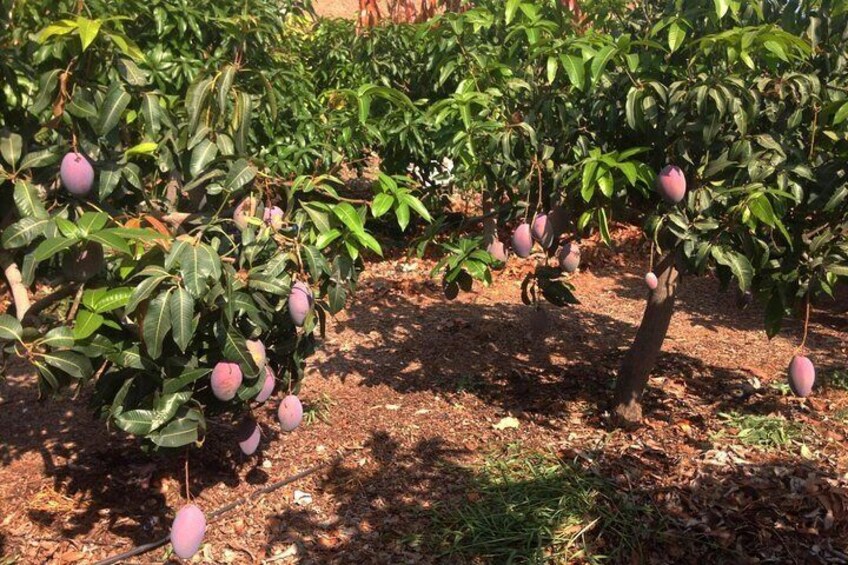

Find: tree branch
<box><xmin>0</xmin><ymin>252</ymin><xmax>30</xmax><ymax>320</ymax></box>
<box><xmin>22</xmin><ymin>283</ymin><xmax>79</xmax><ymax>323</ymax></box>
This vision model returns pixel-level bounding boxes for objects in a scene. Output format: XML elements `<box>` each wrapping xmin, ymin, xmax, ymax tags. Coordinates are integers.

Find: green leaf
<box><xmin>18</xmin><ymin>148</ymin><xmax>60</xmax><ymax>170</ymax></box>
<box><xmin>218</xmin><ymin>64</ymin><xmax>237</xmax><ymax>114</ymax></box>
<box><xmin>546</xmin><ymin>55</ymin><xmax>558</xmax><ymax>85</ymax></box>
<box><xmin>77</xmin><ymin>211</ymin><xmax>109</xmax><ymax>236</ymax></box>
<box><xmin>152</xmin><ymin>392</ymin><xmax>193</xmax><ymax>429</ymax></box>
<box><xmin>106</xmin><ymin>31</ymin><xmax>145</xmax><ymax>61</ymax></box>
<box><xmin>333</xmin><ymin>202</ymin><xmax>364</xmax><ymax>235</ymax></box>
<box><xmin>36</xmin><ymin>19</ymin><xmax>76</xmax><ymax>44</ymax></box>
<box><xmin>142</xmin><ymin>289</ymin><xmax>172</xmax><ymax>359</ymax></box>
<box><xmin>590</xmin><ymin>45</ymin><xmax>616</xmax><ymax>84</ymax></box>
<box><xmin>169</xmin><ymin>287</ymin><xmax>194</xmax><ymax>353</ymax></box>
<box><xmin>89</xmin><ymin>286</ymin><xmax>133</xmax><ymax>313</ymax></box>
<box><xmin>316</xmin><ymin>229</ymin><xmax>342</xmax><ymax>249</ymax></box>
<box><xmin>163</xmin><ymin>368</ymin><xmax>211</xmax><ymax>394</ymax></box>
<box><xmin>748</xmin><ymin>194</ymin><xmax>775</xmax><ymax>227</ymax></box>
<box><xmin>833</xmin><ymin>101</ymin><xmax>848</xmax><ymax>125</ymax></box>
<box><xmin>55</xmin><ymin>217</ymin><xmax>81</xmax><ymax>239</ymax></box>
<box><xmin>73</xmin><ymin>309</ymin><xmax>104</xmax><ymax>340</ymax></box>
<box><xmin>371</xmin><ymin>194</ymin><xmax>394</xmax><ymax>218</ymax></box>
<box><xmin>34</xmin><ymin>237</ymin><xmax>75</xmax><ymax>261</ymax></box>
<box><xmin>560</xmin><ymin>54</ymin><xmax>585</xmax><ymax>90</ymax></box>
<box><xmin>597</xmin><ymin>208</ymin><xmax>611</xmax><ymax>246</ymax></box>
<box><xmin>190</xmin><ymin>139</ymin><xmax>218</xmax><ymax>177</ymax></box>
<box><xmin>301</xmin><ymin>245</ymin><xmax>329</xmax><ymax>280</ymax></box>
<box><xmin>711</xmin><ymin>246</ymin><xmax>753</xmax><ymax>291</ymax></box>
<box><xmin>400</xmin><ymin>194</ymin><xmax>432</xmax><ymax>222</ymax></box>
<box><xmin>96</xmin><ymin>82</ymin><xmax>131</xmax><ymax>136</ymax></box>
<box><xmin>141</xmin><ymin>93</ymin><xmax>162</xmax><ymax>133</ymax></box>
<box><xmin>87</xmin><ymin>229</ymin><xmax>131</xmax><ymax>254</ymax></box>
<box><xmin>150</xmin><ymin>412</ymin><xmax>200</xmax><ymax>447</ymax></box>
<box><xmin>302</xmin><ymin>202</ymin><xmax>331</xmax><ymax>233</ymax></box>
<box><xmin>76</xmin><ymin>17</ymin><xmax>102</xmax><ymax>51</ymax></box>
<box><xmin>505</xmin><ymin>0</ymin><xmax>521</xmax><ymax>24</ymax></box>
<box><xmin>126</xmin><ymin>269</ymin><xmax>170</xmax><ymax>314</ymax></box>
<box><xmin>0</xmin><ymin>314</ymin><xmax>23</xmax><ymax>341</ymax></box>
<box><xmin>116</xmin><ymin>57</ymin><xmax>148</xmax><ymax>86</ymax></box>
<box><xmin>115</xmin><ymin>409</ymin><xmax>157</xmax><ymax>435</ymax></box>
<box><xmin>177</xmin><ymin>243</ymin><xmax>219</xmax><ymax>298</ymax></box>
<box><xmin>124</xmin><ymin>142</ymin><xmax>157</xmax><ymax>158</ymax></box>
<box><xmin>668</xmin><ymin>22</ymin><xmax>686</xmax><ymax>53</ymax></box>
<box><xmin>42</xmin><ymin>326</ymin><xmax>74</xmax><ymax>348</ymax></box>
<box><xmin>99</xmin><ymin>163</ymin><xmax>122</xmax><ymax>200</ymax></box>
<box><xmin>396</xmin><ymin>202</ymin><xmax>410</xmax><ymax>231</ymax></box>
<box><xmin>327</xmin><ymin>283</ymin><xmax>346</xmax><ymax>314</ymax></box>
<box><xmin>0</xmin><ymin>129</ymin><xmax>22</xmax><ymax>168</ymax></box>
<box><xmin>597</xmin><ymin>172</ymin><xmax>614</xmax><ymax>198</ymax></box>
<box><xmin>223</xmin><ymin>159</ymin><xmax>256</xmax><ymax>191</ymax></box>
<box><xmin>221</xmin><ymin>328</ymin><xmax>254</xmax><ymax>371</ymax></box>
<box><xmin>355</xmin><ymin>231</ymin><xmax>383</xmax><ymax>256</ymax></box>
<box><xmin>30</xmin><ymin>70</ymin><xmax>61</xmax><ymax>114</ymax></box>
<box><xmin>13</xmin><ymin>180</ymin><xmax>48</xmax><ymax>219</ymax></box>
<box><xmin>2</xmin><ymin>217</ymin><xmax>50</xmax><ymax>249</ymax></box>
<box><xmin>41</xmin><ymin>350</ymin><xmax>93</xmax><ymax>379</ymax></box>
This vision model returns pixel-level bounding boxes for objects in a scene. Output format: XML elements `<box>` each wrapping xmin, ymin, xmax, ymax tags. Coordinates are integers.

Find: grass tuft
<box><xmin>431</xmin><ymin>445</ymin><xmax>658</xmax><ymax>564</ymax></box>
<box><xmin>825</xmin><ymin>369</ymin><xmax>848</xmax><ymax>391</ymax></box>
<box><xmin>714</xmin><ymin>412</ymin><xmax>804</xmax><ymax>450</ymax></box>
<box><xmin>303</xmin><ymin>393</ymin><xmax>336</xmax><ymax>425</ymax></box>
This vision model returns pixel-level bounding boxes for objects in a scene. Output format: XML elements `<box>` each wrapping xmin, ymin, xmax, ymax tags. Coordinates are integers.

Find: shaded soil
<box><xmin>1</xmin><ymin>227</ymin><xmax>846</xmax><ymax>564</ymax></box>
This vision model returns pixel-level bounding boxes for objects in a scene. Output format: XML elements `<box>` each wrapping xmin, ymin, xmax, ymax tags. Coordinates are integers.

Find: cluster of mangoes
<box><xmin>60</xmin><ymin>151</ymin><xmax>317</xmax><ymax>559</ymax></box>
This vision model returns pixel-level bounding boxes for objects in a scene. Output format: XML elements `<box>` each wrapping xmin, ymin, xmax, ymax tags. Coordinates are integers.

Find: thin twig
<box><xmin>66</xmin><ymin>284</ymin><xmax>85</xmax><ymax>322</ymax></box>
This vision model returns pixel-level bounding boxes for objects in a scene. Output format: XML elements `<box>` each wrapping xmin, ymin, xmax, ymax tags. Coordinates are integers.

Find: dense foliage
<box><xmin>0</xmin><ymin>0</ymin><xmax>429</xmax><ymax>448</ymax></box>
<box><xmin>302</xmin><ymin>0</ymin><xmax>848</xmax><ymax>332</ymax></box>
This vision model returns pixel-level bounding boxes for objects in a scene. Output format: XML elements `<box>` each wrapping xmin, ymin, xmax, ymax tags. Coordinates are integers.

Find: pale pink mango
<box><xmin>277</xmin><ymin>394</ymin><xmax>303</xmax><ymax>432</ymax></box>
<box><xmin>211</xmin><ymin>362</ymin><xmax>243</xmax><ymax>401</ymax></box>
<box><xmin>170</xmin><ymin>504</ymin><xmax>206</xmax><ymax>559</ymax></box>
<box><xmin>60</xmin><ymin>152</ymin><xmax>95</xmax><ymax>196</ymax></box>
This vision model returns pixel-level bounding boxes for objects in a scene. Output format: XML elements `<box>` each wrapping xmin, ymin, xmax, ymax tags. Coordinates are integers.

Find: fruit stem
<box><xmin>649</xmin><ymin>240</ymin><xmax>655</xmax><ymax>272</ymax></box>
<box><xmin>184</xmin><ymin>450</ymin><xmax>191</xmax><ymax>502</ymax></box>
<box><xmin>798</xmin><ymin>293</ymin><xmax>811</xmax><ymax>353</ymax></box>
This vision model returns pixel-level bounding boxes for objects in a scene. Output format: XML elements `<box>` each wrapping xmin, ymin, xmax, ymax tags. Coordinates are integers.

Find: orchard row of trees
<box><xmin>304</xmin><ymin>0</ymin><xmax>848</xmax><ymax>422</ymax></box>
<box><xmin>0</xmin><ymin>0</ymin><xmax>846</xmax><ymax>459</ymax></box>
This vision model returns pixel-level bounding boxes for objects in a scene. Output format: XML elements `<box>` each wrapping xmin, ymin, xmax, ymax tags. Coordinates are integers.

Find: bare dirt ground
<box><xmin>1</xmin><ymin>226</ymin><xmax>847</xmax><ymax>564</ymax></box>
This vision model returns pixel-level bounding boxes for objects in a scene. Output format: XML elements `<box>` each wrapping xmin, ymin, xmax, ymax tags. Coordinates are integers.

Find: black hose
<box><xmin>93</xmin><ymin>451</ymin><xmax>348</xmax><ymax>565</ymax></box>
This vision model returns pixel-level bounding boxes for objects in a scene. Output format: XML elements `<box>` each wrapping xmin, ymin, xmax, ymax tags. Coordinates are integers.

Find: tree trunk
<box><xmin>613</xmin><ymin>250</ymin><xmax>681</xmax><ymax>426</ymax></box>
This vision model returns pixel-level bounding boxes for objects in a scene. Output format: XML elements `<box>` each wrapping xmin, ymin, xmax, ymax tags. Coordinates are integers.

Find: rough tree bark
<box><xmin>613</xmin><ymin>250</ymin><xmax>681</xmax><ymax>426</ymax></box>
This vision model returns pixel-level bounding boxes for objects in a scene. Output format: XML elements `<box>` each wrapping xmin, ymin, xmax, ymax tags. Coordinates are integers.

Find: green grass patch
<box><xmin>825</xmin><ymin>369</ymin><xmax>848</xmax><ymax>391</ymax></box>
<box><xmin>714</xmin><ymin>412</ymin><xmax>804</xmax><ymax>450</ymax></box>
<box><xmin>430</xmin><ymin>445</ymin><xmax>658</xmax><ymax>564</ymax></box>
<box><xmin>303</xmin><ymin>393</ymin><xmax>336</xmax><ymax>425</ymax></box>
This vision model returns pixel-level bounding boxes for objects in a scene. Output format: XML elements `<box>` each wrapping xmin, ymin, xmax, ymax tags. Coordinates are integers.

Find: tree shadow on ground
<box><xmin>0</xmin><ymin>265</ymin><xmax>837</xmax><ymax>555</ymax></box>
<box><xmin>0</xmin><ymin>360</ymin><xmax>269</xmax><ymax>553</ymax></box>
<box><xmin>266</xmin><ymin>429</ymin><xmax>848</xmax><ymax>563</ymax></box>
<box><xmin>315</xmin><ymin>275</ymin><xmax>811</xmax><ymax>424</ymax></box>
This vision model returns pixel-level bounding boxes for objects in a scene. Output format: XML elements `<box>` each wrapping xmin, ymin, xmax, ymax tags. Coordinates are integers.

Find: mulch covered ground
<box><xmin>1</xmin><ymin>226</ymin><xmax>846</xmax><ymax>564</ymax></box>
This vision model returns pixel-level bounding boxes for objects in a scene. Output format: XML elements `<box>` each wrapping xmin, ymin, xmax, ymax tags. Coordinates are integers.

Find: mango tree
<box><xmin>0</xmin><ymin>0</ymin><xmax>429</xmax><ymax>449</ymax></box>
